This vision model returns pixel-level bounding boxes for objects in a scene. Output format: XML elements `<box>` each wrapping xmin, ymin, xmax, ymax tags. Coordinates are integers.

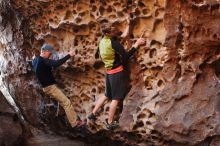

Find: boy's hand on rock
<box><xmin>69</xmin><ymin>50</ymin><xmax>76</xmax><ymax>57</ymax></box>
<box><xmin>134</xmin><ymin>38</ymin><xmax>146</xmax><ymax>48</ymax></box>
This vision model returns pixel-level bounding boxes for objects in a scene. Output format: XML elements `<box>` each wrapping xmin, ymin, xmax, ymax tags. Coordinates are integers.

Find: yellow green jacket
<box><xmin>98</xmin><ymin>36</ymin><xmax>136</xmax><ymax>70</ymax></box>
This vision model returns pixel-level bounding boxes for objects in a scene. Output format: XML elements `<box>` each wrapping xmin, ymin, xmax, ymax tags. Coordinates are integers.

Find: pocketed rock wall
<box><xmin>1</xmin><ymin>0</ymin><xmax>220</xmax><ymax>145</ymax></box>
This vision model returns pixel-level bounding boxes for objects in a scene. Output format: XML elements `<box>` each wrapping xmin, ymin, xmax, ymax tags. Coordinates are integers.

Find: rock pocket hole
<box><xmin>75</xmin><ymin>17</ymin><xmax>82</xmax><ymax>23</ymax></box>
<box><xmin>157</xmin><ymin>80</ymin><xmax>163</xmax><ymax>87</ymax></box>
<box><xmin>99</xmin><ymin>6</ymin><xmax>105</xmax><ymax>15</ymax></box>
<box><xmin>212</xmin><ymin>57</ymin><xmax>220</xmax><ymax>79</ymax></box>
<box><xmin>137</xmin><ymin>113</ymin><xmax>146</xmax><ymax>119</ymax></box>
<box><xmin>149</xmin><ymin>48</ymin><xmax>157</xmax><ymax>58</ymax></box>
<box><xmin>91</xmin><ymin>88</ymin><xmax>96</xmax><ymax>93</ymax></box>
<box><xmin>193</xmin><ymin>0</ymin><xmax>205</xmax><ymax>4</ymax></box>
<box><xmin>142</xmin><ymin>9</ymin><xmax>149</xmax><ymax>15</ymax></box>
<box><xmin>146</xmin><ymin>121</ymin><xmax>151</xmax><ymax>125</ymax></box>
<box><xmin>213</xmin><ymin>34</ymin><xmax>218</xmax><ymax>39</ymax></box>
<box><xmin>91</xmin><ymin>6</ymin><xmax>97</xmax><ymax>11</ymax></box>
<box><xmin>138</xmin><ymin>1</ymin><xmax>145</xmax><ymax>7</ymax></box>
<box><xmin>56</xmin><ymin>4</ymin><xmax>64</xmax><ymax>10</ymax></box>
<box><xmin>105</xmin><ymin>106</ymin><xmax>109</xmax><ymax>112</ymax></box>
<box><xmin>117</xmin><ymin>12</ymin><xmax>124</xmax><ymax>17</ymax></box>
<box><xmin>107</xmin><ymin>6</ymin><xmax>112</xmax><ymax>13</ymax></box>
<box><xmin>134</xmin><ymin>9</ymin><xmax>141</xmax><ymax>15</ymax></box>
<box><xmin>93</xmin><ymin>61</ymin><xmax>104</xmax><ymax>69</ymax></box>
<box><xmin>133</xmin><ymin>121</ymin><xmax>144</xmax><ymax>130</ymax></box>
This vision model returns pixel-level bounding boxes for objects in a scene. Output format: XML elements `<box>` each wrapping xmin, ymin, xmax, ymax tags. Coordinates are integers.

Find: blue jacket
<box><xmin>32</xmin><ymin>55</ymin><xmax>70</xmax><ymax>87</ymax></box>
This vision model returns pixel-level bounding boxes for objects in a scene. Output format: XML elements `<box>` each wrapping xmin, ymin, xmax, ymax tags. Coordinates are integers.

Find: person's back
<box><xmin>99</xmin><ymin>36</ymin><xmax>115</xmax><ymax>70</ymax></box>
<box><xmin>32</xmin><ymin>56</ymin><xmax>56</xmax><ymax>87</ymax></box>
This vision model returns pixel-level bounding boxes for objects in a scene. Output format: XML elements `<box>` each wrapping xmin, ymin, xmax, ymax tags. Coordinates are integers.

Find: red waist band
<box><xmin>107</xmin><ymin>65</ymin><xmax>124</xmax><ymax>74</ymax></box>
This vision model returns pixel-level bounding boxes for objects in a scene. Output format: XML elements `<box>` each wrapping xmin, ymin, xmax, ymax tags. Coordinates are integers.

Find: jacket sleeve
<box><xmin>95</xmin><ymin>47</ymin><xmax>100</xmax><ymax>59</ymax></box>
<box><xmin>44</xmin><ymin>54</ymin><xmax>71</xmax><ymax>67</ymax></box>
<box><xmin>32</xmin><ymin>57</ymin><xmax>39</xmax><ymax>72</ymax></box>
<box><xmin>111</xmin><ymin>39</ymin><xmax>136</xmax><ymax>63</ymax></box>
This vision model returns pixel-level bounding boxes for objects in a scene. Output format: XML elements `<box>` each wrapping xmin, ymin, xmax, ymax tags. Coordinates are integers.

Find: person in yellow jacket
<box><xmin>88</xmin><ymin>23</ymin><xmax>145</xmax><ymax>129</ymax></box>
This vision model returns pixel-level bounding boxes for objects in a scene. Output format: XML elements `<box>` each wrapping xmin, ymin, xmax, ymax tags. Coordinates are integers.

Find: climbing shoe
<box><xmin>106</xmin><ymin>121</ymin><xmax>119</xmax><ymax>130</ymax></box>
<box><xmin>76</xmin><ymin>119</ymin><xmax>87</xmax><ymax>128</ymax></box>
<box><xmin>88</xmin><ymin>113</ymin><xmax>96</xmax><ymax>121</ymax></box>
<box><xmin>75</xmin><ymin>115</ymin><xmax>87</xmax><ymax>128</ymax></box>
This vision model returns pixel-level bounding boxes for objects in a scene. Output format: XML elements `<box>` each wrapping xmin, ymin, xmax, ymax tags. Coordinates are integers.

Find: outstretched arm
<box><xmin>44</xmin><ymin>50</ymin><xmax>76</xmax><ymax>67</ymax></box>
<box><xmin>44</xmin><ymin>55</ymin><xmax>71</xmax><ymax>67</ymax></box>
<box><xmin>111</xmin><ymin>38</ymin><xmax>145</xmax><ymax>63</ymax></box>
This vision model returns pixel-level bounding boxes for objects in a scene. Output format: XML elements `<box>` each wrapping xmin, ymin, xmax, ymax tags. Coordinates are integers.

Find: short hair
<box><xmin>41</xmin><ymin>44</ymin><xmax>56</xmax><ymax>54</ymax></box>
<box><xmin>98</xmin><ymin>18</ymin><xmax>113</xmax><ymax>34</ymax></box>
<box><xmin>101</xmin><ymin>23</ymin><xmax>112</xmax><ymax>34</ymax></box>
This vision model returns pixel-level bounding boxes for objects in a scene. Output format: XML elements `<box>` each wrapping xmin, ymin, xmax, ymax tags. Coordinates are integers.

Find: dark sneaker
<box><xmin>106</xmin><ymin>121</ymin><xmax>119</xmax><ymax>130</ymax></box>
<box><xmin>88</xmin><ymin>113</ymin><xmax>96</xmax><ymax>121</ymax></box>
<box><xmin>76</xmin><ymin>119</ymin><xmax>87</xmax><ymax>128</ymax></box>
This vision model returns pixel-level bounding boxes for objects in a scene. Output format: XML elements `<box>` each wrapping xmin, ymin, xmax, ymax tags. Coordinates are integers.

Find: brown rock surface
<box><xmin>0</xmin><ymin>0</ymin><xmax>220</xmax><ymax>145</ymax></box>
<box><xmin>155</xmin><ymin>0</ymin><xmax>220</xmax><ymax>145</ymax></box>
<box><xmin>0</xmin><ymin>92</ymin><xmax>25</xmax><ymax>146</ymax></box>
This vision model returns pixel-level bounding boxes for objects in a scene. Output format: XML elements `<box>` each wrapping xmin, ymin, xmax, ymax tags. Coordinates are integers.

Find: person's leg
<box><xmin>43</xmin><ymin>85</ymin><xmax>77</xmax><ymax>127</ymax></box>
<box><xmin>92</xmin><ymin>95</ymin><xmax>108</xmax><ymax>115</ymax></box>
<box><xmin>106</xmin><ymin>71</ymin><xmax>125</xmax><ymax>129</ymax></box>
<box><xmin>108</xmin><ymin>99</ymin><xmax>120</xmax><ymax>124</ymax></box>
<box><xmin>92</xmin><ymin>73</ymin><xmax>111</xmax><ymax>115</ymax></box>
